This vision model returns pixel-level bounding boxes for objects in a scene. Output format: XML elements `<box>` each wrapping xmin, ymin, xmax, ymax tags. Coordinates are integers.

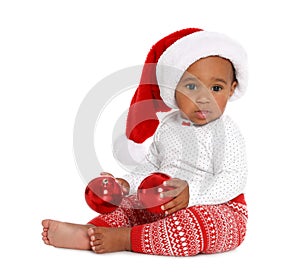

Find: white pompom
<box><xmin>113</xmin><ymin>134</ymin><xmax>152</xmax><ymax>169</ymax></box>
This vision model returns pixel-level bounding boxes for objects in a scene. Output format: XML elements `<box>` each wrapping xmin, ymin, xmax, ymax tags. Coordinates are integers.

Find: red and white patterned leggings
<box><xmin>88</xmin><ymin>194</ymin><xmax>248</xmax><ymax>256</ymax></box>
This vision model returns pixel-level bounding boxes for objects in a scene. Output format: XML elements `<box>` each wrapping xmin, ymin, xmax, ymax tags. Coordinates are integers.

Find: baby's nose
<box><xmin>195</xmin><ymin>89</ymin><xmax>211</xmax><ymax>104</ymax></box>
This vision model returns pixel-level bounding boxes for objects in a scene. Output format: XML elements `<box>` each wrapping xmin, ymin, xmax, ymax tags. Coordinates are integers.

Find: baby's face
<box><xmin>175</xmin><ymin>56</ymin><xmax>237</xmax><ymax>125</ymax></box>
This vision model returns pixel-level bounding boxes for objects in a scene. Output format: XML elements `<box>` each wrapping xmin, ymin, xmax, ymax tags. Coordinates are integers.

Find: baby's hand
<box><xmin>115</xmin><ymin>178</ymin><xmax>130</xmax><ymax>196</ymax></box>
<box><xmin>100</xmin><ymin>172</ymin><xmax>130</xmax><ymax>195</ymax></box>
<box><xmin>160</xmin><ymin>178</ymin><xmax>189</xmax><ymax>215</ymax></box>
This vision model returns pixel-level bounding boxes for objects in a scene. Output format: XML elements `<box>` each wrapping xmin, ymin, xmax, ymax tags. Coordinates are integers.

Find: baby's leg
<box><xmin>130</xmin><ymin>196</ymin><xmax>248</xmax><ymax>256</ymax></box>
<box><xmin>41</xmin><ymin>219</ymin><xmax>92</xmax><ymax>250</ymax></box>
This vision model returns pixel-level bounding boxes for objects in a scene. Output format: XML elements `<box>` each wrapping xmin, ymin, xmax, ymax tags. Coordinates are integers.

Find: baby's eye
<box><xmin>185</xmin><ymin>83</ymin><xmax>197</xmax><ymax>91</ymax></box>
<box><xmin>211</xmin><ymin>85</ymin><xmax>223</xmax><ymax>92</ymax></box>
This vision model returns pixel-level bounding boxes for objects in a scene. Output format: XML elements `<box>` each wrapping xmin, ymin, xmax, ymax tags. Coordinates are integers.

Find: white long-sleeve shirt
<box><xmin>124</xmin><ymin>111</ymin><xmax>247</xmax><ymax>206</ymax></box>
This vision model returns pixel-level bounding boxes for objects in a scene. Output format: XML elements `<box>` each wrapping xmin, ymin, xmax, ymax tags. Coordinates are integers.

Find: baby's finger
<box><xmin>116</xmin><ymin>178</ymin><xmax>130</xmax><ymax>195</ymax></box>
<box><xmin>119</xmin><ymin>184</ymin><xmax>130</xmax><ymax>195</ymax></box>
<box><xmin>161</xmin><ymin>187</ymin><xmax>181</xmax><ymax>198</ymax></box>
<box><xmin>162</xmin><ymin>198</ymin><xmax>177</xmax><ymax>211</ymax></box>
<box><xmin>100</xmin><ymin>172</ymin><xmax>114</xmax><ymax>177</ymax></box>
<box><xmin>164</xmin><ymin>178</ymin><xmax>187</xmax><ymax>188</ymax></box>
<box><xmin>162</xmin><ymin>199</ymin><xmax>184</xmax><ymax>215</ymax></box>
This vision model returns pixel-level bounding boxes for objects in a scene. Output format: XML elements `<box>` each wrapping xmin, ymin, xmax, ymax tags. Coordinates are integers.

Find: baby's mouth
<box><xmin>195</xmin><ymin>110</ymin><xmax>211</xmax><ymax>119</ymax></box>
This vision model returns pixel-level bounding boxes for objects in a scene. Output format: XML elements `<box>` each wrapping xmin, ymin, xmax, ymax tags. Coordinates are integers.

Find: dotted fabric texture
<box><xmin>124</xmin><ymin>111</ymin><xmax>247</xmax><ymax>206</ymax></box>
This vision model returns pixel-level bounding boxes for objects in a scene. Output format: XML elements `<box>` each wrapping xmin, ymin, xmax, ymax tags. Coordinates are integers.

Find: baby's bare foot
<box><xmin>41</xmin><ymin>219</ymin><xmax>91</xmax><ymax>250</ymax></box>
<box><xmin>88</xmin><ymin>227</ymin><xmax>131</xmax><ymax>254</ymax></box>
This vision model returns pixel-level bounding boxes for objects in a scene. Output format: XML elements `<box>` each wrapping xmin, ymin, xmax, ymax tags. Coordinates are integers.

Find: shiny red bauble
<box><xmin>138</xmin><ymin>172</ymin><xmax>175</xmax><ymax>214</ymax></box>
<box><xmin>85</xmin><ymin>175</ymin><xmax>123</xmax><ymax>213</ymax></box>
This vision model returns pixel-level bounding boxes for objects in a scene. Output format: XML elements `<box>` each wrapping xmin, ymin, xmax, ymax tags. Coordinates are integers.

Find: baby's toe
<box><xmin>42</xmin><ymin>236</ymin><xmax>50</xmax><ymax>244</ymax></box>
<box><xmin>42</xmin><ymin>219</ymin><xmax>50</xmax><ymax>228</ymax></box>
<box><xmin>90</xmin><ymin>233</ymin><xmax>103</xmax><ymax>241</ymax></box>
<box><xmin>90</xmin><ymin>239</ymin><xmax>102</xmax><ymax>247</ymax></box>
<box><xmin>92</xmin><ymin>244</ymin><xmax>104</xmax><ymax>254</ymax></box>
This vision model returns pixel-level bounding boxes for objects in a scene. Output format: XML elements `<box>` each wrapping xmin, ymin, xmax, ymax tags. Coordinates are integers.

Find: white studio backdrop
<box><xmin>0</xmin><ymin>0</ymin><xmax>299</xmax><ymax>271</ymax></box>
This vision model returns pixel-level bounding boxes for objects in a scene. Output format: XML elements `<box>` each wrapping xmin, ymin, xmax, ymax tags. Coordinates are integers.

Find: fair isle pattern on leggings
<box><xmin>131</xmin><ymin>199</ymin><xmax>248</xmax><ymax>256</ymax></box>
<box><xmin>88</xmin><ymin>195</ymin><xmax>247</xmax><ymax>256</ymax></box>
<box><xmin>131</xmin><ymin>208</ymin><xmax>204</xmax><ymax>256</ymax></box>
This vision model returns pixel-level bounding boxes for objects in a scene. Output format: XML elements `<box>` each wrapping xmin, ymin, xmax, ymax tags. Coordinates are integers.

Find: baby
<box><xmin>42</xmin><ymin>28</ymin><xmax>248</xmax><ymax>256</ymax></box>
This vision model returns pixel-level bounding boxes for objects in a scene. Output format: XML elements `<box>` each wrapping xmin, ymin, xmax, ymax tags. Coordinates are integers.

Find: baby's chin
<box><xmin>190</xmin><ymin>114</ymin><xmax>222</xmax><ymax>126</ymax></box>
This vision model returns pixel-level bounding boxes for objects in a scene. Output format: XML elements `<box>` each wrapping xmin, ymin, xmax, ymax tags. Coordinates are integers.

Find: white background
<box><xmin>1</xmin><ymin>0</ymin><xmax>299</xmax><ymax>271</ymax></box>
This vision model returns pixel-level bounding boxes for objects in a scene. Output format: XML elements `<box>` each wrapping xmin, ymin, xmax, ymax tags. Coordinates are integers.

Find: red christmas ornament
<box><xmin>138</xmin><ymin>172</ymin><xmax>175</xmax><ymax>214</ymax></box>
<box><xmin>85</xmin><ymin>175</ymin><xmax>123</xmax><ymax>213</ymax></box>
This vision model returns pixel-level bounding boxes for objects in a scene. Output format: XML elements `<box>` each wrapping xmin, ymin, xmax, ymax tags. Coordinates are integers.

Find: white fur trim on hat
<box><xmin>156</xmin><ymin>31</ymin><xmax>248</xmax><ymax>109</ymax></box>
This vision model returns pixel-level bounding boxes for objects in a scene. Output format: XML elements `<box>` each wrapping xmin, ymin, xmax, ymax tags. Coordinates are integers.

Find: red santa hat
<box><xmin>113</xmin><ymin>28</ymin><xmax>248</xmax><ymax>165</ymax></box>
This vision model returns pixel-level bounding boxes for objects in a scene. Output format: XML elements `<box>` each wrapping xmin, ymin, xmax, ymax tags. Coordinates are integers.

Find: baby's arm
<box><xmin>122</xmin><ymin>141</ymin><xmax>161</xmax><ymax>195</ymax></box>
<box><xmin>190</xmin><ymin>118</ymin><xmax>247</xmax><ymax>206</ymax></box>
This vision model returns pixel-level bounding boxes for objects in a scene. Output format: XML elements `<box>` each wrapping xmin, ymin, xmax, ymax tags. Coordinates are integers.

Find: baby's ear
<box><xmin>229</xmin><ymin>81</ymin><xmax>238</xmax><ymax>97</ymax></box>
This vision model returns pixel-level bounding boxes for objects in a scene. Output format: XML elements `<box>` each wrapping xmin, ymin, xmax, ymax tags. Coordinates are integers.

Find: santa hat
<box><xmin>113</xmin><ymin>28</ymin><xmax>248</xmax><ymax>166</ymax></box>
